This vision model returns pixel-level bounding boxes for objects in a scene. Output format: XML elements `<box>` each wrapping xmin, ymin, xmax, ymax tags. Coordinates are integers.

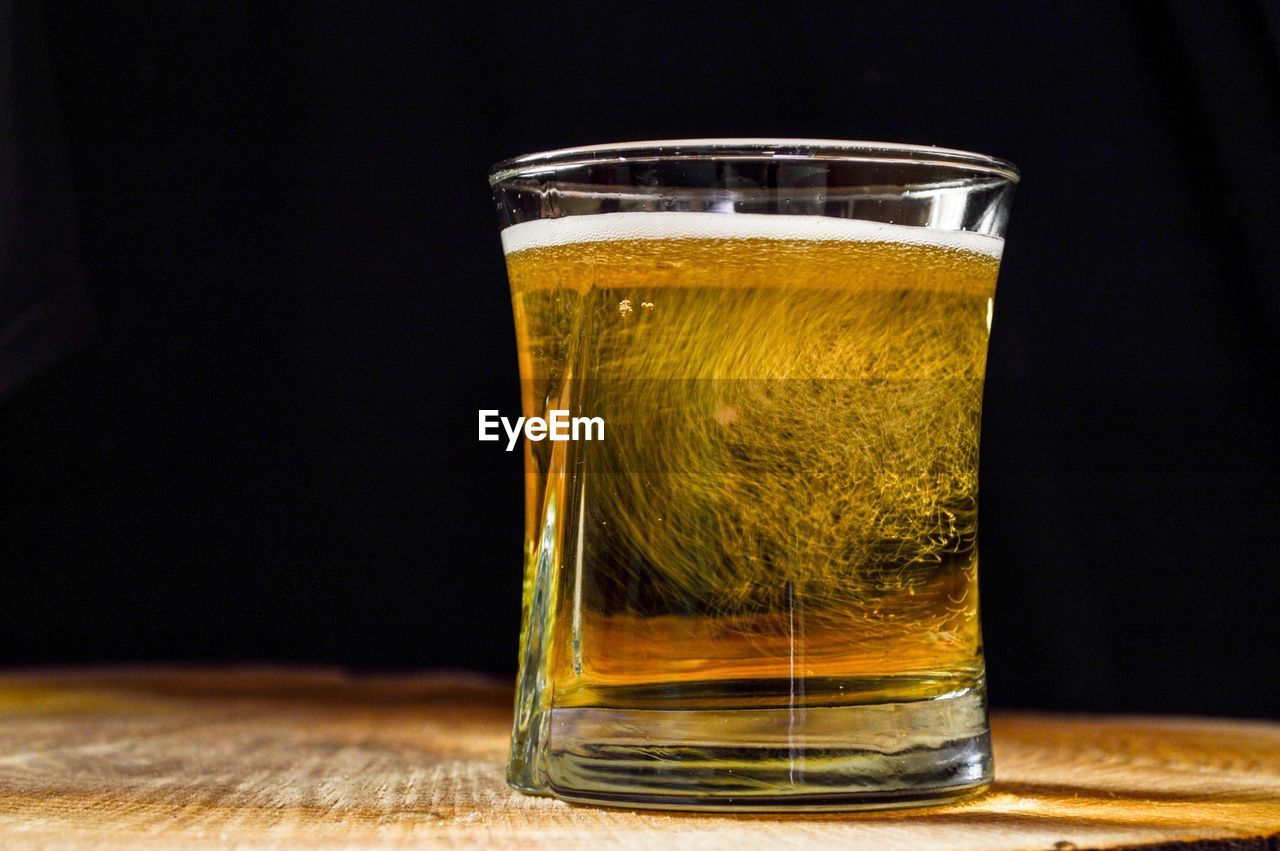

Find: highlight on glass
<box><xmin>490</xmin><ymin>139</ymin><xmax>1018</xmax><ymax>811</ymax></box>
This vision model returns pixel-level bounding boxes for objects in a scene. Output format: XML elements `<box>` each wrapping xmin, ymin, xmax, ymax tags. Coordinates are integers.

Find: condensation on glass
<box><xmin>490</xmin><ymin>140</ymin><xmax>1018</xmax><ymax>811</ymax></box>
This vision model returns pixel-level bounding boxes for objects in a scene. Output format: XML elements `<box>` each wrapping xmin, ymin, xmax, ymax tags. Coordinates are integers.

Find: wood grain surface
<box><xmin>0</xmin><ymin>669</ymin><xmax>1277</xmax><ymax>850</ymax></box>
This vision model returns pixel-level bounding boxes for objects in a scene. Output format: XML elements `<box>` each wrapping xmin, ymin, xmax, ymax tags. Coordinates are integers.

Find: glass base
<box><xmin>542</xmin><ymin>688</ymin><xmax>991</xmax><ymax>812</ymax></box>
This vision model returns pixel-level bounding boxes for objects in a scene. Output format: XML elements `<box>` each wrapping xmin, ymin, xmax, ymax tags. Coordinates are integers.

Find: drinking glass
<box><xmin>490</xmin><ymin>139</ymin><xmax>1017</xmax><ymax>810</ymax></box>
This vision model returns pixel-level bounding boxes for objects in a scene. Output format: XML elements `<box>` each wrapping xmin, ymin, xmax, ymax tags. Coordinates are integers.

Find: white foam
<box><xmin>501</xmin><ymin>212</ymin><xmax>1003</xmax><ymax>258</ymax></box>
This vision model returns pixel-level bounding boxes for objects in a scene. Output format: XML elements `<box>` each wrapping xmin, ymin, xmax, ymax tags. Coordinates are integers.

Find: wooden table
<box><xmin>0</xmin><ymin>669</ymin><xmax>1277</xmax><ymax>849</ymax></box>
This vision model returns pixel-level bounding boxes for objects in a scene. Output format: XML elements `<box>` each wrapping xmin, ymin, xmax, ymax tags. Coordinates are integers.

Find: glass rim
<box><xmin>488</xmin><ymin>138</ymin><xmax>1020</xmax><ymax>186</ymax></box>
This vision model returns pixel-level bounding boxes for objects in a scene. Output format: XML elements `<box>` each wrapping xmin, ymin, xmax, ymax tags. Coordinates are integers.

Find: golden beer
<box><xmin>501</xmin><ymin>211</ymin><xmax>1002</xmax><ymax>805</ymax></box>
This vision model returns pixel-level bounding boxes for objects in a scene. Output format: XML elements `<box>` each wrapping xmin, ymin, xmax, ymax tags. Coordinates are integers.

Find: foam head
<box><xmin>501</xmin><ymin>212</ymin><xmax>1004</xmax><ymax>259</ymax></box>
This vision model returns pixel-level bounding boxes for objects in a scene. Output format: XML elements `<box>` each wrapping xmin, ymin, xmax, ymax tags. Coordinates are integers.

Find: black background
<box><xmin>3</xmin><ymin>1</ymin><xmax>1278</xmax><ymax>718</ymax></box>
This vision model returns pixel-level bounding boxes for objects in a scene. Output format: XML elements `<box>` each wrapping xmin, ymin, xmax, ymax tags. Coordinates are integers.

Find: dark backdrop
<box><xmin>3</xmin><ymin>1</ymin><xmax>1278</xmax><ymax>717</ymax></box>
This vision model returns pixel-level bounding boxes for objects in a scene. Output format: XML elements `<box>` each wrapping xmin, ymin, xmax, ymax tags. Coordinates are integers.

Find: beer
<box><xmin>502</xmin><ymin>210</ymin><xmax>1002</xmax><ymax>802</ymax></box>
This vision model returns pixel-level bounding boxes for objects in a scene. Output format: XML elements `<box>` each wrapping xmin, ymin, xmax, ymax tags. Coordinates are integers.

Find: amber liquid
<box><xmin>506</xmin><ymin>219</ymin><xmax>999</xmax><ymax>716</ymax></box>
